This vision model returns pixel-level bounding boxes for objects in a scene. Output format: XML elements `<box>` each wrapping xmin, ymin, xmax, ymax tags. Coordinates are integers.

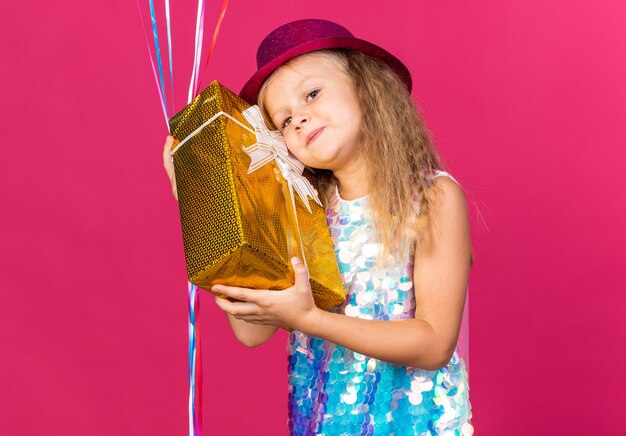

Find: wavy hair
<box><xmin>259</xmin><ymin>49</ymin><xmax>444</xmax><ymax>260</ymax></box>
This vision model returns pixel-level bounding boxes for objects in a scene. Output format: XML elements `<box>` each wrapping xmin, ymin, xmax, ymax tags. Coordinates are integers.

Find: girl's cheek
<box><xmin>286</xmin><ymin>144</ymin><xmax>300</xmax><ymax>157</ymax></box>
<box><xmin>283</xmin><ymin>135</ymin><xmax>298</xmax><ymax>152</ymax></box>
<box><xmin>284</xmin><ymin>140</ymin><xmax>305</xmax><ymax>161</ymax></box>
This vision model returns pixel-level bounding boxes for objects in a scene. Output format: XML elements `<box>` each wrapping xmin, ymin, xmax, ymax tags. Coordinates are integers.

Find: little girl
<box><xmin>163</xmin><ymin>19</ymin><xmax>473</xmax><ymax>435</ymax></box>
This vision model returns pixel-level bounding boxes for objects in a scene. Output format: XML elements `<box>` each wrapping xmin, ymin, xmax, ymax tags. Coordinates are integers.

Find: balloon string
<box><xmin>135</xmin><ymin>0</ymin><xmax>170</xmax><ymax>131</ymax></box>
<box><xmin>187</xmin><ymin>282</ymin><xmax>195</xmax><ymax>436</ymax></box>
<box><xmin>195</xmin><ymin>0</ymin><xmax>230</xmax><ymax>95</ymax></box>
<box><xmin>193</xmin><ymin>0</ymin><xmax>206</xmax><ymax>99</ymax></box>
<box><xmin>188</xmin><ymin>282</ymin><xmax>202</xmax><ymax>436</ymax></box>
<box><xmin>164</xmin><ymin>0</ymin><xmax>174</xmax><ymax>114</ymax></box>
<box><xmin>188</xmin><ymin>0</ymin><xmax>205</xmax><ymax>103</ymax></box>
<box><xmin>196</xmin><ymin>290</ymin><xmax>203</xmax><ymax>435</ymax></box>
<box><xmin>148</xmin><ymin>0</ymin><xmax>169</xmax><ymax>118</ymax></box>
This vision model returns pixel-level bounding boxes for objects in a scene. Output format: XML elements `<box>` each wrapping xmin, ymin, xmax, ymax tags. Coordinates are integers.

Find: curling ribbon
<box><xmin>195</xmin><ymin>0</ymin><xmax>230</xmax><ymax>96</ymax></box>
<box><xmin>135</xmin><ymin>0</ymin><xmax>170</xmax><ymax>131</ymax></box>
<box><xmin>188</xmin><ymin>0</ymin><xmax>205</xmax><ymax>103</ymax></box>
<box><xmin>164</xmin><ymin>0</ymin><xmax>174</xmax><ymax>114</ymax></box>
<box><xmin>188</xmin><ymin>282</ymin><xmax>202</xmax><ymax>436</ymax></box>
<box><xmin>148</xmin><ymin>0</ymin><xmax>169</xmax><ymax>118</ymax></box>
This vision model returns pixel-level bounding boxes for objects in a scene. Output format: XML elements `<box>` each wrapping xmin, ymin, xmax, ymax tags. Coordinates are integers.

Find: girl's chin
<box><xmin>301</xmin><ymin>155</ymin><xmax>337</xmax><ymax>171</ymax></box>
<box><xmin>290</xmin><ymin>145</ymin><xmax>342</xmax><ymax>170</ymax></box>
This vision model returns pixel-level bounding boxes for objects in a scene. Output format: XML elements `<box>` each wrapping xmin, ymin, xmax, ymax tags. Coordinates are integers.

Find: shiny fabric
<box><xmin>288</xmin><ymin>173</ymin><xmax>473</xmax><ymax>435</ymax></box>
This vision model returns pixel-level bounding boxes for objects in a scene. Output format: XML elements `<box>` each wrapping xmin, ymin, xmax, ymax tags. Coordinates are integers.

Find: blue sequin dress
<box><xmin>287</xmin><ymin>172</ymin><xmax>473</xmax><ymax>435</ymax></box>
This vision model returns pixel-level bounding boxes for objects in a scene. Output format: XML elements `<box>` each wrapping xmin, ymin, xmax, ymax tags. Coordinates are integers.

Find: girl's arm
<box><xmin>214</xmin><ymin>177</ymin><xmax>471</xmax><ymax>370</ymax></box>
<box><xmin>163</xmin><ymin>136</ymin><xmax>278</xmax><ymax>347</ymax></box>
<box><xmin>223</xmin><ymin>312</ymin><xmax>279</xmax><ymax>347</ymax></box>
<box><xmin>300</xmin><ymin>176</ymin><xmax>469</xmax><ymax>369</ymax></box>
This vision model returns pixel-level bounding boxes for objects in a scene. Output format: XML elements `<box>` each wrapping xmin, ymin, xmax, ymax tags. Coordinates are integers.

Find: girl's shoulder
<box><xmin>411</xmin><ymin>169</ymin><xmax>462</xmax><ymax>202</ymax></box>
<box><xmin>412</xmin><ymin>169</ymin><xmax>467</xmax><ymax>216</ymax></box>
<box><xmin>424</xmin><ymin>169</ymin><xmax>461</xmax><ymax>187</ymax></box>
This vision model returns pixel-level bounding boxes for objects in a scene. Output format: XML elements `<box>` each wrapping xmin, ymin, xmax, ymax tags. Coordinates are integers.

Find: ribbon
<box><xmin>195</xmin><ymin>0</ymin><xmax>230</xmax><ymax>96</ymax></box>
<box><xmin>164</xmin><ymin>0</ymin><xmax>174</xmax><ymax>114</ymax></box>
<box><xmin>188</xmin><ymin>0</ymin><xmax>205</xmax><ymax>104</ymax></box>
<box><xmin>241</xmin><ymin>106</ymin><xmax>322</xmax><ymax>213</ymax></box>
<box><xmin>135</xmin><ymin>0</ymin><xmax>170</xmax><ymax>131</ymax></box>
<box><xmin>188</xmin><ymin>282</ymin><xmax>202</xmax><ymax>436</ymax></box>
<box><xmin>148</xmin><ymin>0</ymin><xmax>169</xmax><ymax>118</ymax></box>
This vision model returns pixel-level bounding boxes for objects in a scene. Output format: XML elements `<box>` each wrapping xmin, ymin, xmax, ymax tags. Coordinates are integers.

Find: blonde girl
<box><xmin>163</xmin><ymin>19</ymin><xmax>473</xmax><ymax>435</ymax></box>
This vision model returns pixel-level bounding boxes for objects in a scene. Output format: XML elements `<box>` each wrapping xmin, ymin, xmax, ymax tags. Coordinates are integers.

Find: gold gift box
<box><xmin>168</xmin><ymin>81</ymin><xmax>344</xmax><ymax>310</ymax></box>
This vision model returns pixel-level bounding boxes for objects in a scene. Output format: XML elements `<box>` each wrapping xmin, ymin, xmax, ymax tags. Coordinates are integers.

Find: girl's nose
<box><xmin>293</xmin><ymin>113</ymin><xmax>309</xmax><ymax>129</ymax></box>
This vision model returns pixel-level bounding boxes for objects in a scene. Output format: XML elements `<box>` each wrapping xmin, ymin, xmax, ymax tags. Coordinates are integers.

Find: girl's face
<box><xmin>263</xmin><ymin>53</ymin><xmax>363</xmax><ymax>171</ymax></box>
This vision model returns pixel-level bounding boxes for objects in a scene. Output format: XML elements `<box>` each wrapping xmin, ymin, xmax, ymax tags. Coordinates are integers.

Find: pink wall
<box><xmin>2</xmin><ymin>0</ymin><xmax>625</xmax><ymax>434</ymax></box>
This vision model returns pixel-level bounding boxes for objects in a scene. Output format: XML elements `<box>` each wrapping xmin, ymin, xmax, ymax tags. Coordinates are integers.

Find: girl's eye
<box><xmin>306</xmin><ymin>89</ymin><xmax>320</xmax><ymax>101</ymax></box>
<box><xmin>280</xmin><ymin>89</ymin><xmax>319</xmax><ymax>129</ymax></box>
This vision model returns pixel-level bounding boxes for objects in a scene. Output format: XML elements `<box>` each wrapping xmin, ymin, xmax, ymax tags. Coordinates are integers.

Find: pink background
<box><xmin>2</xmin><ymin>0</ymin><xmax>625</xmax><ymax>434</ymax></box>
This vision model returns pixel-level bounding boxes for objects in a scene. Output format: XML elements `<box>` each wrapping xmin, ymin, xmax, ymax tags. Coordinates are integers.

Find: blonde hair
<box><xmin>259</xmin><ymin>49</ymin><xmax>444</xmax><ymax>260</ymax></box>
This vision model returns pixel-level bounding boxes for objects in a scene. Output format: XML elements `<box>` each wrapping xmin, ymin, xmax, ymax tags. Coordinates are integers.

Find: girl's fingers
<box><xmin>214</xmin><ymin>297</ymin><xmax>260</xmax><ymax>317</ymax></box>
<box><xmin>213</xmin><ymin>285</ymin><xmax>262</xmax><ymax>303</ymax></box>
<box><xmin>162</xmin><ymin>136</ymin><xmax>178</xmax><ymax>200</ymax></box>
<box><xmin>163</xmin><ymin>136</ymin><xmax>174</xmax><ymax>171</ymax></box>
<box><xmin>291</xmin><ymin>257</ymin><xmax>311</xmax><ymax>291</ymax></box>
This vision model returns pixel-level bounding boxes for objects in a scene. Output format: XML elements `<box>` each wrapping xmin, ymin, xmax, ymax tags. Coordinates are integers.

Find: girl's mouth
<box><xmin>306</xmin><ymin>127</ymin><xmax>324</xmax><ymax>145</ymax></box>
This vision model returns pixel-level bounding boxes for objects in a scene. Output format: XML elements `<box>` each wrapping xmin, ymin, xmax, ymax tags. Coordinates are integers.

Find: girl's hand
<box><xmin>162</xmin><ymin>135</ymin><xmax>178</xmax><ymax>200</ymax></box>
<box><xmin>213</xmin><ymin>257</ymin><xmax>320</xmax><ymax>331</ymax></box>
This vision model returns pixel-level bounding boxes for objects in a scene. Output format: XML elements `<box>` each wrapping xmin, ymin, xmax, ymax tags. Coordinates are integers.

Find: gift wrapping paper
<box><xmin>168</xmin><ymin>81</ymin><xmax>344</xmax><ymax>310</ymax></box>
